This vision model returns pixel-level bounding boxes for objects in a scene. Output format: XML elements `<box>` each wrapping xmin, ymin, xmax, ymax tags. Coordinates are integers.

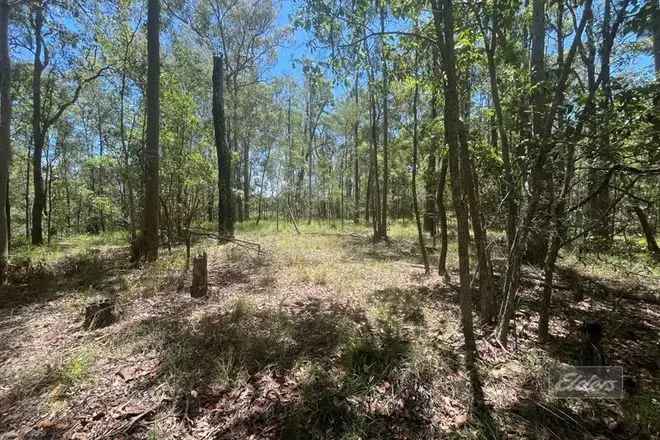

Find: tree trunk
<box><xmin>587</xmin><ymin>0</ymin><xmax>614</xmax><ymax>248</ymax></box>
<box><xmin>525</xmin><ymin>0</ymin><xmax>549</xmax><ymax>265</ymax></box>
<box><xmin>256</xmin><ymin>142</ymin><xmax>272</xmax><ymax>225</ymax></box>
<box><xmin>412</xmin><ymin>67</ymin><xmax>429</xmax><ymax>274</ymax></box>
<box><xmin>460</xmin><ymin>132</ymin><xmax>496</xmax><ymax>322</ymax></box>
<box><xmin>539</xmin><ymin>119</ymin><xmax>577</xmax><ymax>341</ymax></box>
<box><xmin>25</xmin><ymin>147</ymin><xmax>30</xmax><ymax>240</ymax></box>
<box><xmin>0</xmin><ymin>0</ymin><xmax>10</xmax><ymax>284</ymax></box>
<box><xmin>431</xmin><ymin>0</ymin><xmax>484</xmax><ymax>411</ymax></box>
<box><xmin>436</xmin><ymin>155</ymin><xmax>449</xmax><ymax>277</ymax></box>
<box><xmin>496</xmin><ymin>0</ymin><xmax>592</xmax><ymax>345</ymax></box>
<box><xmin>379</xmin><ymin>1</ymin><xmax>389</xmax><ymax>240</ymax></box>
<box><xmin>353</xmin><ymin>70</ymin><xmax>360</xmax><ymax>224</ymax></box>
<box><xmin>143</xmin><ymin>0</ymin><xmax>160</xmax><ymax>261</ymax></box>
<box><xmin>243</xmin><ymin>140</ymin><xmax>250</xmax><ymax>220</ymax></box>
<box><xmin>424</xmin><ymin>88</ymin><xmax>438</xmax><ymax>235</ymax></box>
<box><xmin>213</xmin><ymin>55</ymin><xmax>234</xmax><ymax>237</ymax></box>
<box><xmin>481</xmin><ymin>21</ymin><xmax>517</xmax><ymax>251</ymax></box>
<box><xmin>31</xmin><ymin>4</ymin><xmax>45</xmax><ymax>246</ymax></box>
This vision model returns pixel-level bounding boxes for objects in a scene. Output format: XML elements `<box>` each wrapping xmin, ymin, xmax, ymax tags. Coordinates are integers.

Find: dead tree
<box><xmin>191</xmin><ymin>251</ymin><xmax>208</xmax><ymax>298</ymax></box>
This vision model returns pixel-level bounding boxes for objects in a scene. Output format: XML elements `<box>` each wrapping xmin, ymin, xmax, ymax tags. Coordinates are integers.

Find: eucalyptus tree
<box><xmin>143</xmin><ymin>0</ymin><xmax>160</xmax><ymax>260</ymax></box>
<box><xmin>0</xmin><ymin>0</ymin><xmax>10</xmax><ymax>284</ymax></box>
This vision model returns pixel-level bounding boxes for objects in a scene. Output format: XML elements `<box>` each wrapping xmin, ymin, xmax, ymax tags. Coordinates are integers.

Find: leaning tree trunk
<box><xmin>143</xmin><ymin>0</ymin><xmax>160</xmax><ymax>261</ymax></box>
<box><xmin>634</xmin><ymin>205</ymin><xmax>660</xmax><ymax>262</ymax></box>
<box><xmin>213</xmin><ymin>55</ymin><xmax>234</xmax><ymax>237</ymax></box>
<box><xmin>0</xmin><ymin>0</ymin><xmax>10</xmax><ymax>284</ymax></box>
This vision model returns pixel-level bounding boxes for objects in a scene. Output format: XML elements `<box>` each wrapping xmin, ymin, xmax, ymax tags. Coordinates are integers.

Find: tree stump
<box><xmin>578</xmin><ymin>320</ymin><xmax>607</xmax><ymax>366</ymax></box>
<box><xmin>83</xmin><ymin>296</ymin><xmax>116</xmax><ymax>330</ymax></box>
<box><xmin>191</xmin><ymin>251</ymin><xmax>208</xmax><ymax>298</ymax></box>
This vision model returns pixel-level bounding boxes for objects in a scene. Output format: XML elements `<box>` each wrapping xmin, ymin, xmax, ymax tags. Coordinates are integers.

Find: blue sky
<box><xmin>268</xmin><ymin>0</ymin><xmax>309</xmax><ymax>83</ymax></box>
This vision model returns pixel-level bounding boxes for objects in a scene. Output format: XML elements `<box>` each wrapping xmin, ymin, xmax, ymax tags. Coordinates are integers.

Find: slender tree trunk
<box><xmin>243</xmin><ymin>139</ymin><xmax>250</xmax><ymax>220</ymax></box>
<box><xmin>365</xmin><ymin>160</ymin><xmax>372</xmax><ymax>224</ymax></box>
<box><xmin>634</xmin><ymin>206</ymin><xmax>660</xmax><ymax>261</ymax></box>
<box><xmin>379</xmin><ymin>2</ymin><xmax>389</xmax><ymax>240</ymax></box>
<box><xmin>46</xmin><ymin>154</ymin><xmax>53</xmax><ymax>245</ymax></box>
<box><xmin>538</xmin><ymin>116</ymin><xmax>577</xmax><ymax>341</ymax></box>
<box><xmin>457</xmin><ymin>121</ymin><xmax>497</xmax><ymax>322</ymax></box>
<box><xmin>436</xmin><ymin>155</ymin><xmax>449</xmax><ymax>277</ymax></box>
<box><xmin>25</xmin><ymin>147</ymin><xmax>30</xmax><ymax>240</ymax></box>
<box><xmin>424</xmin><ymin>88</ymin><xmax>438</xmax><ymax>235</ymax></box>
<box><xmin>353</xmin><ymin>70</ymin><xmax>360</xmax><ymax>224</ymax></box>
<box><xmin>213</xmin><ymin>55</ymin><xmax>234</xmax><ymax>237</ymax></box>
<box><xmin>256</xmin><ymin>142</ymin><xmax>272</xmax><ymax>225</ymax></box>
<box><xmin>0</xmin><ymin>0</ymin><xmax>10</xmax><ymax>284</ymax></box>
<box><xmin>143</xmin><ymin>0</ymin><xmax>160</xmax><ymax>261</ymax></box>
<box><xmin>412</xmin><ymin>69</ymin><xmax>429</xmax><ymax>274</ymax></box>
<box><xmin>588</xmin><ymin>0</ymin><xmax>613</xmax><ymax>248</ymax></box>
<box><xmin>497</xmin><ymin>0</ymin><xmax>593</xmax><ymax>345</ymax></box>
<box><xmin>31</xmin><ymin>4</ymin><xmax>45</xmax><ymax>246</ymax></box>
<box><xmin>432</xmin><ymin>0</ymin><xmax>484</xmax><ymax>411</ymax></box>
<box><xmin>482</xmin><ymin>24</ymin><xmax>517</xmax><ymax>251</ymax></box>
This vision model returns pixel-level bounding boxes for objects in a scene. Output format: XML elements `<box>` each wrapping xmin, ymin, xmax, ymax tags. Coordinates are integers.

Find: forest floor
<box><xmin>1</xmin><ymin>221</ymin><xmax>659</xmax><ymax>440</ymax></box>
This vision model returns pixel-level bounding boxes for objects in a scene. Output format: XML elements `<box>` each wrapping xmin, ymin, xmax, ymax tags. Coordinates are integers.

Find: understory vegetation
<box><xmin>1</xmin><ymin>223</ymin><xmax>659</xmax><ymax>439</ymax></box>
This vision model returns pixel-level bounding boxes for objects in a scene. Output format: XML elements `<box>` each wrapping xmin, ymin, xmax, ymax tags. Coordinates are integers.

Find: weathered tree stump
<box><xmin>578</xmin><ymin>320</ymin><xmax>607</xmax><ymax>366</ymax></box>
<box><xmin>83</xmin><ymin>296</ymin><xmax>116</xmax><ymax>330</ymax></box>
<box><xmin>190</xmin><ymin>251</ymin><xmax>208</xmax><ymax>298</ymax></box>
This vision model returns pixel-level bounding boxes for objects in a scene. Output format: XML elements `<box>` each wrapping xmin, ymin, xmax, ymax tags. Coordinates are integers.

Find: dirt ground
<box><xmin>1</xmin><ymin>225</ymin><xmax>659</xmax><ymax>439</ymax></box>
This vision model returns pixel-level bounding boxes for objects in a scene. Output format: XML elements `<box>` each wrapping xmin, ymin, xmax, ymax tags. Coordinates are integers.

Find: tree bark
<box><xmin>0</xmin><ymin>0</ymin><xmax>10</xmax><ymax>284</ymax></box>
<box><xmin>525</xmin><ymin>0</ymin><xmax>550</xmax><ymax>265</ymax></box>
<box><xmin>31</xmin><ymin>4</ymin><xmax>45</xmax><ymax>246</ymax></box>
<box><xmin>143</xmin><ymin>0</ymin><xmax>161</xmax><ymax>261</ymax></box>
<box><xmin>191</xmin><ymin>251</ymin><xmax>208</xmax><ymax>298</ymax></box>
<box><xmin>213</xmin><ymin>55</ymin><xmax>234</xmax><ymax>237</ymax></box>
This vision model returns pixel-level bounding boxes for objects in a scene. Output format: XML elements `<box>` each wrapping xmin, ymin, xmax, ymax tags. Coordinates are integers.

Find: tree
<box><xmin>0</xmin><ymin>0</ymin><xmax>10</xmax><ymax>284</ymax></box>
<box><xmin>410</xmin><ymin>43</ymin><xmax>429</xmax><ymax>274</ymax></box>
<box><xmin>431</xmin><ymin>0</ymin><xmax>484</xmax><ymax>412</ymax></box>
<box><xmin>142</xmin><ymin>0</ymin><xmax>160</xmax><ymax>261</ymax></box>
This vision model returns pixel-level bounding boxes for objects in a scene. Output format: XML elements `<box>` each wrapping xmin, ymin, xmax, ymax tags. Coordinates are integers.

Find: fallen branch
<box><xmin>184</xmin><ymin>229</ymin><xmax>263</xmax><ymax>255</ymax></box>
